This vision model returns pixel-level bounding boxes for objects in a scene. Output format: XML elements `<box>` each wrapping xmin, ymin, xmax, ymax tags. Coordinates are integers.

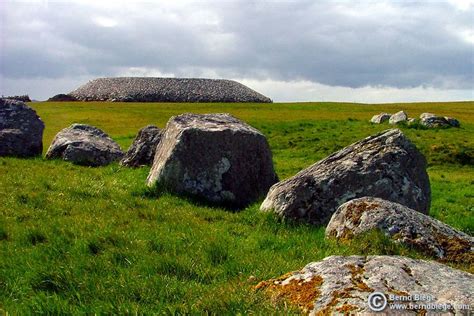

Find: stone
<box><xmin>147</xmin><ymin>113</ymin><xmax>278</xmax><ymax>208</ymax></box>
<box><xmin>407</xmin><ymin>118</ymin><xmax>416</xmax><ymax>124</ymax></box>
<box><xmin>47</xmin><ymin>94</ymin><xmax>78</xmax><ymax>102</ymax></box>
<box><xmin>326</xmin><ymin>197</ymin><xmax>473</xmax><ymax>262</ymax></box>
<box><xmin>0</xmin><ymin>98</ymin><xmax>44</xmax><ymax>157</ymax></box>
<box><xmin>260</xmin><ymin>129</ymin><xmax>430</xmax><ymax>225</ymax></box>
<box><xmin>370</xmin><ymin>113</ymin><xmax>391</xmax><ymax>124</ymax></box>
<box><xmin>120</xmin><ymin>125</ymin><xmax>162</xmax><ymax>167</ymax></box>
<box><xmin>45</xmin><ymin>124</ymin><xmax>123</xmax><ymax>166</ymax></box>
<box><xmin>256</xmin><ymin>255</ymin><xmax>473</xmax><ymax>315</ymax></box>
<box><xmin>445</xmin><ymin>117</ymin><xmax>460</xmax><ymax>127</ymax></box>
<box><xmin>420</xmin><ymin>113</ymin><xmax>450</xmax><ymax>128</ymax></box>
<box><xmin>69</xmin><ymin>77</ymin><xmax>272</xmax><ymax>103</ymax></box>
<box><xmin>388</xmin><ymin>111</ymin><xmax>408</xmax><ymax>124</ymax></box>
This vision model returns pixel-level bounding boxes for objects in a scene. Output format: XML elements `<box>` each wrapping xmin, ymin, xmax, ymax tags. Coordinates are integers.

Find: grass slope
<box><xmin>1</xmin><ymin>101</ymin><xmax>473</xmax><ymax>314</ymax></box>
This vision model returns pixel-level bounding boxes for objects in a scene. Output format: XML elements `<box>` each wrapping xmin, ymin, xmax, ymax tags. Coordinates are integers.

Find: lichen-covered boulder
<box><xmin>326</xmin><ymin>197</ymin><xmax>473</xmax><ymax>263</ymax></box>
<box><xmin>45</xmin><ymin>124</ymin><xmax>123</xmax><ymax>166</ymax></box>
<box><xmin>147</xmin><ymin>113</ymin><xmax>278</xmax><ymax>208</ymax></box>
<box><xmin>388</xmin><ymin>111</ymin><xmax>408</xmax><ymax>124</ymax></box>
<box><xmin>420</xmin><ymin>113</ymin><xmax>450</xmax><ymax>128</ymax></box>
<box><xmin>256</xmin><ymin>255</ymin><xmax>473</xmax><ymax>315</ymax></box>
<box><xmin>370</xmin><ymin>113</ymin><xmax>391</xmax><ymax>124</ymax></box>
<box><xmin>0</xmin><ymin>98</ymin><xmax>44</xmax><ymax>157</ymax></box>
<box><xmin>120</xmin><ymin>125</ymin><xmax>162</xmax><ymax>167</ymax></box>
<box><xmin>260</xmin><ymin>129</ymin><xmax>430</xmax><ymax>225</ymax></box>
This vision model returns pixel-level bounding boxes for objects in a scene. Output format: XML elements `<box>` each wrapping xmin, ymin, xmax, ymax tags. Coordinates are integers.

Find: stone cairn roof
<box><xmin>68</xmin><ymin>77</ymin><xmax>272</xmax><ymax>103</ymax></box>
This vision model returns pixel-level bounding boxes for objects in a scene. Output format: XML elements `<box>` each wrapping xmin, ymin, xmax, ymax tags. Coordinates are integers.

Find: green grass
<box><xmin>0</xmin><ymin>101</ymin><xmax>473</xmax><ymax>314</ymax></box>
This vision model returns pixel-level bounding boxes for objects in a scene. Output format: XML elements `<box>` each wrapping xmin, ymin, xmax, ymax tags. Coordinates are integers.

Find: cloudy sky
<box><xmin>1</xmin><ymin>0</ymin><xmax>473</xmax><ymax>102</ymax></box>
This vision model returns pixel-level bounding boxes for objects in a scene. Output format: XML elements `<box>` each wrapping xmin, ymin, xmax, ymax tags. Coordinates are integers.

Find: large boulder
<box><xmin>69</xmin><ymin>77</ymin><xmax>272</xmax><ymax>103</ymax></box>
<box><xmin>326</xmin><ymin>197</ymin><xmax>473</xmax><ymax>263</ymax></box>
<box><xmin>45</xmin><ymin>124</ymin><xmax>123</xmax><ymax>166</ymax></box>
<box><xmin>260</xmin><ymin>129</ymin><xmax>430</xmax><ymax>225</ymax></box>
<box><xmin>388</xmin><ymin>111</ymin><xmax>408</xmax><ymax>124</ymax></box>
<box><xmin>147</xmin><ymin>113</ymin><xmax>278</xmax><ymax>208</ymax></box>
<box><xmin>370</xmin><ymin>113</ymin><xmax>391</xmax><ymax>124</ymax></box>
<box><xmin>420</xmin><ymin>113</ymin><xmax>459</xmax><ymax>128</ymax></box>
<box><xmin>256</xmin><ymin>255</ymin><xmax>473</xmax><ymax>315</ymax></box>
<box><xmin>0</xmin><ymin>98</ymin><xmax>44</xmax><ymax>157</ymax></box>
<box><xmin>120</xmin><ymin>125</ymin><xmax>162</xmax><ymax>167</ymax></box>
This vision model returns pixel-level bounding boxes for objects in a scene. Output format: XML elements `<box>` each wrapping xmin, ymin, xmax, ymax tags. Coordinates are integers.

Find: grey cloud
<box><xmin>1</xmin><ymin>0</ymin><xmax>473</xmax><ymax>91</ymax></box>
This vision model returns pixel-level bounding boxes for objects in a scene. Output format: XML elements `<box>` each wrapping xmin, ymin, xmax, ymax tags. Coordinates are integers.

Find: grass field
<box><xmin>1</xmin><ymin>101</ymin><xmax>473</xmax><ymax>314</ymax></box>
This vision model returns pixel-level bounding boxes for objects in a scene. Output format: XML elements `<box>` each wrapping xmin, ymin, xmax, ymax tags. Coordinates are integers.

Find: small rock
<box><xmin>260</xmin><ymin>129</ymin><xmax>430</xmax><ymax>225</ymax></box>
<box><xmin>45</xmin><ymin>124</ymin><xmax>123</xmax><ymax>166</ymax></box>
<box><xmin>257</xmin><ymin>255</ymin><xmax>473</xmax><ymax>315</ymax></box>
<box><xmin>0</xmin><ymin>98</ymin><xmax>44</xmax><ymax>157</ymax></box>
<box><xmin>326</xmin><ymin>197</ymin><xmax>473</xmax><ymax>262</ymax></box>
<box><xmin>420</xmin><ymin>113</ymin><xmax>450</xmax><ymax>128</ymax></box>
<box><xmin>147</xmin><ymin>113</ymin><xmax>278</xmax><ymax>208</ymax></box>
<box><xmin>445</xmin><ymin>116</ymin><xmax>460</xmax><ymax>128</ymax></box>
<box><xmin>388</xmin><ymin>111</ymin><xmax>408</xmax><ymax>124</ymax></box>
<box><xmin>370</xmin><ymin>113</ymin><xmax>391</xmax><ymax>124</ymax></box>
<box><xmin>120</xmin><ymin>125</ymin><xmax>162</xmax><ymax>167</ymax></box>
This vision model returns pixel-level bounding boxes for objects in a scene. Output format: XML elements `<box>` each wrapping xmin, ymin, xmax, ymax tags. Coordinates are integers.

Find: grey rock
<box><xmin>370</xmin><ymin>113</ymin><xmax>391</xmax><ymax>124</ymax></box>
<box><xmin>388</xmin><ymin>111</ymin><xmax>408</xmax><ymax>124</ymax></box>
<box><xmin>0</xmin><ymin>98</ymin><xmax>44</xmax><ymax>157</ymax></box>
<box><xmin>147</xmin><ymin>113</ymin><xmax>278</xmax><ymax>208</ymax></box>
<box><xmin>257</xmin><ymin>255</ymin><xmax>473</xmax><ymax>315</ymax></box>
<box><xmin>445</xmin><ymin>116</ymin><xmax>460</xmax><ymax>127</ymax></box>
<box><xmin>120</xmin><ymin>125</ymin><xmax>162</xmax><ymax>167</ymax></box>
<box><xmin>420</xmin><ymin>113</ymin><xmax>450</xmax><ymax>128</ymax></box>
<box><xmin>260</xmin><ymin>129</ymin><xmax>430</xmax><ymax>225</ymax></box>
<box><xmin>326</xmin><ymin>197</ymin><xmax>473</xmax><ymax>262</ymax></box>
<box><xmin>69</xmin><ymin>77</ymin><xmax>272</xmax><ymax>103</ymax></box>
<box><xmin>45</xmin><ymin>124</ymin><xmax>123</xmax><ymax>166</ymax></box>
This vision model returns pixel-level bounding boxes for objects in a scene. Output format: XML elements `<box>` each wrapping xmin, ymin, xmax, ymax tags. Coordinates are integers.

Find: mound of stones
<box><xmin>256</xmin><ymin>255</ymin><xmax>473</xmax><ymax>315</ymax></box>
<box><xmin>1</xmin><ymin>95</ymin><xmax>31</xmax><ymax>102</ymax></box>
<box><xmin>326</xmin><ymin>197</ymin><xmax>473</xmax><ymax>263</ymax></box>
<box><xmin>260</xmin><ymin>129</ymin><xmax>430</xmax><ymax>225</ymax></box>
<box><xmin>45</xmin><ymin>124</ymin><xmax>123</xmax><ymax>166</ymax></box>
<box><xmin>47</xmin><ymin>94</ymin><xmax>78</xmax><ymax>102</ymax></box>
<box><xmin>371</xmin><ymin>111</ymin><xmax>460</xmax><ymax>128</ymax></box>
<box><xmin>0</xmin><ymin>98</ymin><xmax>44</xmax><ymax>157</ymax></box>
<box><xmin>147</xmin><ymin>113</ymin><xmax>278</xmax><ymax>208</ymax></box>
<box><xmin>120</xmin><ymin>125</ymin><xmax>162</xmax><ymax>167</ymax></box>
<box><xmin>69</xmin><ymin>77</ymin><xmax>272</xmax><ymax>103</ymax></box>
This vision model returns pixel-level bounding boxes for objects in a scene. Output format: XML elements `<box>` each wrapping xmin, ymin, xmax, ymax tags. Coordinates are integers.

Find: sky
<box><xmin>0</xmin><ymin>0</ymin><xmax>473</xmax><ymax>102</ymax></box>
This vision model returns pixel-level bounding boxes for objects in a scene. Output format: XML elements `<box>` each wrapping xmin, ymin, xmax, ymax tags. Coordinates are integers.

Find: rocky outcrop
<box><xmin>370</xmin><ymin>113</ymin><xmax>391</xmax><ymax>124</ymax></box>
<box><xmin>147</xmin><ymin>113</ymin><xmax>278</xmax><ymax>208</ymax></box>
<box><xmin>326</xmin><ymin>197</ymin><xmax>473</xmax><ymax>263</ymax></box>
<box><xmin>45</xmin><ymin>124</ymin><xmax>123</xmax><ymax>166</ymax></box>
<box><xmin>120</xmin><ymin>125</ymin><xmax>162</xmax><ymax>167</ymax></box>
<box><xmin>256</xmin><ymin>255</ymin><xmax>473</xmax><ymax>315</ymax></box>
<box><xmin>260</xmin><ymin>129</ymin><xmax>430</xmax><ymax>225</ymax></box>
<box><xmin>47</xmin><ymin>94</ymin><xmax>78</xmax><ymax>102</ymax></box>
<box><xmin>0</xmin><ymin>98</ymin><xmax>44</xmax><ymax>157</ymax></box>
<box><xmin>388</xmin><ymin>111</ymin><xmax>408</xmax><ymax>124</ymax></box>
<box><xmin>69</xmin><ymin>77</ymin><xmax>272</xmax><ymax>103</ymax></box>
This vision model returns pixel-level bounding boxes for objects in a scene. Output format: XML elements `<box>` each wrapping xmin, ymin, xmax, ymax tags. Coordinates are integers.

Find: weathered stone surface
<box><xmin>445</xmin><ymin>116</ymin><xmax>460</xmax><ymax>127</ymax></box>
<box><xmin>120</xmin><ymin>125</ymin><xmax>162</xmax><ymax>167</ymax></box>
<box><xmin>256</xmin><ymin>255</ymin><xmax>473</xmax><ymax>315</ymax></box>
<box><xmin>370</xmin><ymin>113</ymin><xmax>391</xmax><ymax>124</ymax></box>
<box><xmin>47</xmin><ymin>94</ymin><xmax>78</xmax><ymax>102</ymax></box>
<box><xmin>45</xmin><ymin>124</ymin><xmax>123</xmax><ymax>166</ymax></box>
<box><xmin>260</xmin><ymin>129</ymin><xmax>430</xmax><ymax>225</ymax></box>
<box><xmin>326</xmin><ymin>197</ymin><xmax>473</xmax><ymax>263</ymax></box>
<box><xmin>147</xmin><ymin>113</ymin><xmax>278</xmax><ymax>208</ymax></box>
<box><xmin>420</xmin><ymin>113</ymin><xmax>450</xmax><ymax>128</ymax></box>
<box><xmin>0</xmin><ymin>98</ymin><xmax>44</xmax><ymax>157</ymax></box>
<box><xmin>69</xmin><ymin>77</ymin><xmax>272</xmax><ymax>103</ymax></box>
<box><xmin>388</xmin><ymin>111</ymin><xmax>408</xmax><ymax>124</ymax></box>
